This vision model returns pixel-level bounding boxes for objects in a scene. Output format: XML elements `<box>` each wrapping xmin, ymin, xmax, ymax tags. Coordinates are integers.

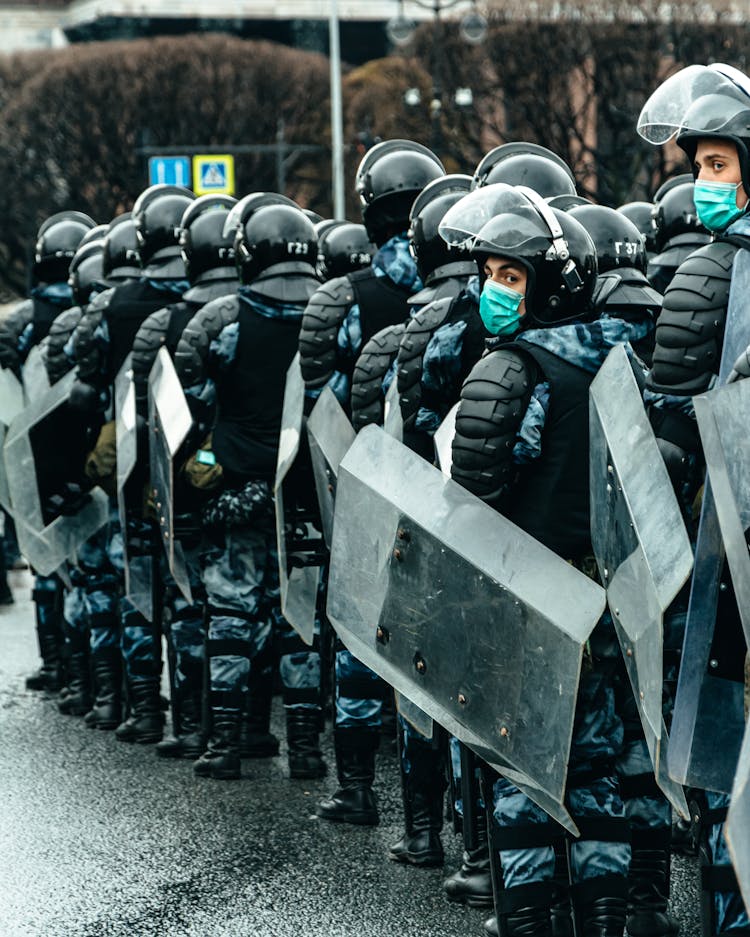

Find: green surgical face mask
<box><xmin>479</xmin><ymin>279</ymin><xmax>523</xmax><ymax>336</ymax></box>
<box><xmin>693</xmin><ymin>179</ymin><xmax>747</xmax><ymax>232</ymax></box>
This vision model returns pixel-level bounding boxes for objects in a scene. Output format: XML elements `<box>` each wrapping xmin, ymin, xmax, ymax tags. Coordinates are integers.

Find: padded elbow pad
<box><xmin>0</xmin><ymin>299</ymin><xmax>33</xmax><ymax>371</ymax></box>
<box><xmin>396</xmin><ymin>296</ymin><xmax>453</xmax><ymax>431</ymax></box>
<box><xmin>71</xmin><ymin>289</ymin><xmax>111</xmax><ymax>381</ymax></box>
<box><xmin>174</xmin><ymin>294</ymin><xmax>239</xmax><ymax>387</ymax></box>
<box><xmin>351</xmin><ymin>323</ymin><xmax>405</xmax><ymax>432</ymax></box>
<box><xmin>648</xmin><ymin>241</ymin><xmax>737</xmax><ymax>395</ymax></box>
<box><xmin>298</xmin><ymin>275</ymin><xmax>354</xmax><ymax>390</ymax></box>
<box><xmin>131</xmin><ymin>306</ymin><xmax>171</xmax><ymax>400</ymax></box>
<box><xmin>451</xmin><ymin>348</ymin><xmax>534</xmax><ymax>505</ymax></box>
<box><xmin>45</xmin><ymin>306</ymin><xmax>83</xmax><ymax>383</ymax></box>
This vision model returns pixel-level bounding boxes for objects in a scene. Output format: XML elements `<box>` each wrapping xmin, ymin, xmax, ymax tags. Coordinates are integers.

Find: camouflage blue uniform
<box><xmin>479</xmin><ymin>319</ymin><xmax>656</xmax><ymax>908</ymax></box>
<box><xmin>322</xmin><ymin>235</ymin><xmax>423</xmax><ymax>734</ymax></box>
<box><xmin>191</xmin><ymin>290</ymin><xmax>320</xmax><ymax>723</ymax></box>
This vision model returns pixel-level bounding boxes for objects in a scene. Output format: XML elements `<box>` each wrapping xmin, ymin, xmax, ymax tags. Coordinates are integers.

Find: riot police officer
<box><xmin>442</xmin><ymin>184</ymin><xmax>642</xmax><ymax>937</ymax></box>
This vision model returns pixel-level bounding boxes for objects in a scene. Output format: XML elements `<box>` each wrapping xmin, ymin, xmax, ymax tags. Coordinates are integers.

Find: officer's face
<box><xmin>483</xmin><ymin>255</ymin><xmax>527</xmax><ymax>318</ymax></box>
<box><xmin>694</xmin><ymin>139</ymin><xmax>749</xmax><ymax>209</ymax></box>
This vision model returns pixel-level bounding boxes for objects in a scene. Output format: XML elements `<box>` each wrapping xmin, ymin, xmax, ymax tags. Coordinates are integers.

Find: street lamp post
<box><xmin>329</xmin><ymin>0</ymin><xmax>346</xmax><ymax>219</ymax></box>
<box><xmin>386</xmin><ymin>0</ymin><xmax>487</xmax><ymax>157</ymax></box>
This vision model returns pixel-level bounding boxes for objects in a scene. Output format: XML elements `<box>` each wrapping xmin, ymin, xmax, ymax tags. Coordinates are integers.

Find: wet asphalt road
<box><xmin>0</xmin><ymin>568</ymin><xmax>701</xmax><ymax>937</ymax></box>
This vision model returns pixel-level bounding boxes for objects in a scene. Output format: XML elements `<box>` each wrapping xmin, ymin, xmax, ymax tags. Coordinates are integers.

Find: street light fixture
<box><xmin>388</xmin><ymin>0</ymin><xmax>488</xmax><ymax>155</ymax></box>
<box><xmin>386</xmin><ymin>0</ymin><xmax>487</xmax><ymax>48</ymax></box>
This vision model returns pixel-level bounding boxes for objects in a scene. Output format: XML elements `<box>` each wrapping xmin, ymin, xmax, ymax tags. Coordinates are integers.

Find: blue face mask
<box><xmin>693</xmin><ymin>179</ymin><xmax>747</xmax><ymax>232</ymax></box>
<box><xmin>479</xmin><ymin>279</ymin><xmax>523</xmax><ymax>336</ymax></box>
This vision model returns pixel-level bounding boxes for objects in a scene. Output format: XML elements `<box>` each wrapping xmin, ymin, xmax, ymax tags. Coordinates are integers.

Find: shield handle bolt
<box><xmin>393</xmin><ymin>548</ymin><xmax>403</xmax><ymax>562</ymax></box>
<box><xmin>327</xmin><ymin>484</ymin><xmax>334</xmax><ymax>494</ymax></box>
<box><xmin>414</xmin><ymin>653</ymin><xmax>426</xmax><ymax>675</ymax></box>
<box><xmin>458</xmin><ymin>693</ymin><xmax>467</xmax><ymax>705</ymax></box>
<box><xmin>376</xmin><ymin>626</ymin><xmax>390</xmax><ymax>645</ymax></box>
<box><xmin>500</xmin><ymin>726</ymin><xmax>509</xmax><ymax>738</ymax></box>
<box><xmin>397</xmin><ymin>528</ymin><xmax>411</xmax><ymax>542</ymax></box>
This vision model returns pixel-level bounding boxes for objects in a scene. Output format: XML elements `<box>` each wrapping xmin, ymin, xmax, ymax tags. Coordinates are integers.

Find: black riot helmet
<box><xmin>103</xmin><ymin>212</ymin><xmax>141</xmax><ymax>281</ymax></box>
<box><xmin>179</xmin><ymin>194</ymin><xmax>237</xmax><ymax>285</ymax></box>
<box><xmin>355</xmin><ymin>140</ymin><xmax>445</xmax><ymax>247</ymax></box>
<box><xmin>236</xmin><ymin>203</ymin><xmax>318</xmax><ymax>303</ymax></box>
<box><xmin>68</xmin><ymin>239</ymin><xmax>107</xmax><ymax>305</ymax></box>
<box><xmin>223</xmin><ymin>192</ymin><xmax>298</xmax><ymax>241</ymax></box>
<box><xmin>440</xmin><ymin>183</ymin><xmax>598</xmax><ymax>326</ymax></box>
<box><xmin>616</xmin><ymin>201</ymin><xmax>657</xmax><ymax>253</ymax></box>
<box><xmin>316</xmin><ymin>222</ymin><xmax>374</xmax><ymax>281</ymax></box>
<box><xmin>568</xmin><ymin>204</ymin><xmax>648</xmax><ymax>275</ymax></box>
<box><xmin>131</xmin><ymin>184</ymin><xmax>195</xmax><ymax>277</ymax></box>
<box><xmin>651</xmin><ymin>181</ymin><xmax>706</xmax><ymax>252</ymax></box>
<box><xmin>34</xmin><ymin>211</ymin><xmax>96</xmax><ymax>284</ymax></box>
<box><xmin>408</xmin><ymin>174</ymin><xmax>475</xmax><ymax>283</ymax></box>
<box><xmin>638</xmin><ymin>63</ymin><xmax>750</xmax><ymax>194</ymax></box>
<box><xmin>303</xmin><ymin>208</ymin><xmax>324</xmax><ymax>225</ymax></box>
<box><xmin>471</xmin><ymin>143</ymin><xmax>577</xmax><ymax>198</ymax></box>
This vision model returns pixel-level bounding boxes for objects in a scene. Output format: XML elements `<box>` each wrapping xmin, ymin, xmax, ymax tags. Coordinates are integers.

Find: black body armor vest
<box><xmin>212</xmin><ymin>300</ymin><xmax>302</xmax><ymax>482</ymax></box>
<box><xmin>505</xmin><ymin>342</ymin><xmax>595</xmax><ymax>560</ymax></box>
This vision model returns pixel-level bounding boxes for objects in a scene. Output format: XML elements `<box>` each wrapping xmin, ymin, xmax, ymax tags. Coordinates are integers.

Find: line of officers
<box><xmin>2</xmin><ymin>62</ymin><xmax>750</xmax><ymax>937</ymax></box>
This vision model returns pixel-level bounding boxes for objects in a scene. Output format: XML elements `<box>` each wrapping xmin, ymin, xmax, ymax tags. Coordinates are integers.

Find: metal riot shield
<box><xmin>383</xmin><ymin>378</ymin><xmax>404</xmax><ymax>441</ymax></box>
<box><xmin>590</xmin><ymin>344</ymin><xmax>692</xmax><ymax>815</ymax></box>
<box><xmin>669</xmin><ymin>248</ymin><xmax>750</xmax><ymax>793</ymax></box>
<box><xmin>434</xmin><ymin>403</ymin><xmax>459</xmax><ymax>477</ymax></box>
<box><xmin>727</xmin><ymin>717</ymin><xmax>750</xmax><ymax>915</ymax></box>
<box><xmin>5</xmin><ymin>369</ymin><xmax>108</xmax><ymax>575</ymax></box>
<box><xmin>273</xmin><ymin>354</ymin><xmax>321</xmax><ymax>646</ymax></box>
<box><xmin>307</xmin><ymin>387</ymin><xmax>355</xmax><ymax>550</ymax></box>
<box><xmin>22</xmin><ymin>343</ymin><xmax>50</xmax><ymax>403</ymax></box>
<box><xmin>327</xmin><ymin>424</ymin><xmax>607</xmax><ymax>833</ymax></box>
<box><xmin>115</xmin><ymin>355</ymin><xmax>152</xmax><ymax>620</ymax></box>
<box><xmin>148</xmin><ymin>347</ymin><xmax>193</xmax><ymax>605</ymax></box>
<box><xmin>0</xmin><ymin>367</ymin><xmax>25</xmax><ymax>515</ymax></box>
<box><xmin>694</xmin><ymin>378</ymin><xmax>750</xmax><ymax>646</ymax></box>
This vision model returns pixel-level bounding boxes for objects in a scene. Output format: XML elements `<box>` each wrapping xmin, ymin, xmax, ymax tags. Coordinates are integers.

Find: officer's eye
<box><xmin>712</xmin><ymin>160</ymin><xmax>725</xmax><ymax>172</ymax></box>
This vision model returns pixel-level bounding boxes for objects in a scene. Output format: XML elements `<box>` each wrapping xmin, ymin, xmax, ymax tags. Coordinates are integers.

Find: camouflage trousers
<box><xmin>335</xmin><ymin>647</ymin><xmax>384</xmax><ymax>729</ymax></box>
<box><xmin>705</xmin><ymin>791</ymin><xmax>750</xmax><ymax>933</ymax></box>
<box><xmin>112</xmin><ymin>517</ymin><xmax>204</xmax><ymax>689</ymax></box>
<box><xmin>492</xmin><ymin>665</ymin><xmax>630</xmax><ymax>891</ymax></box>
<box><xmin>200</xmin><ymin>520</ymin><xmax>275</xmax><ymax>716</ymax></box>
<box><xmin>265</xmin><ymin>553</ymin><xmax>321</xmax><ymax>712</ymax></box>
<box><xmin>64</xmin><ymin>519</ymin><xmax>120</xmax><ymax>653</ymax></box>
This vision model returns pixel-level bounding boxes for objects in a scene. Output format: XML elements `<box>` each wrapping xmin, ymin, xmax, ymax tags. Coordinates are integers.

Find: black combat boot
<box><xmin>156</xmin><ymin>689</ymin><xmax>206</xmax><ymax>759</ymax></box>
<box><xmin>115</xmin><ymin>678</ymin><xmax>163</xmax><ymax>743</ymax></box>
<box><xmin>575</xmin><ymin>876</ymin><xmax>628</xmax><ymax>937</ymax></box>
<box><xmin>443</xmin><ymin>821</ymin><xmax>494</xmax><ymax>907</ymax></box>
<box><xmin>85</xmin><ymin>646</ymin><xmax>122</xmax><ymax>729</ymax></box>
<box><xmin>493</xmin><ymin>882</ymin><xmax>558</xmax><ymax>937</ymax></box>
<box><xmin>316</xmin><ymin>727</ymin><xmax>379</xmax><ymax>825</ymax></box>
<box><xmin>626</xmin><ymin>829</ymin><xmax>679</xmax><ymax>937</ymax></box>
<box><xmin>57</xmin><ymin>642</ymin><xmax>92</xmax><ymax>716</ymax></box>
<box><xmin>26</xmin><ymin>588</ymin><xmax>64</xmax><ymax>692</ymax></box>
<box><xmin>484</xmin><ymin>916</ymin><xmax>499</xmax><ymax>937</ymax></box>
<box><xmin>239</xmin><ymin>651</ymin><xmax>280</xmax><ymax>758</ymax></box>
<box><xmin>286</xmin><ymin>707</ymin><xmax>327</xmax><ymax>779</ymax></box>
<box><xmin>193</xmin><ymin>710</ymin><xmax>242</xmax><ymax>780</ymax></box>
<box><xmin>389</xmin><ymin>736</ymin><xmax>445</xmax><ymax>867</ymax></box>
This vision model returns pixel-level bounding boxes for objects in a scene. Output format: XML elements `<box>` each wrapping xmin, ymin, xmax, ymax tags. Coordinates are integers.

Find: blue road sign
<box><xmin>148</xmin><ymin>156</ymin><xmax>192</xmax><ymax>188</ymax></box>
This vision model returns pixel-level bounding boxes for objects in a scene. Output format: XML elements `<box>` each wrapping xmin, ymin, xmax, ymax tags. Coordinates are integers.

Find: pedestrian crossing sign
<box><xmin>192</xmin><ymin>154</ymin><xmax>235</xmax><ymax>196</ymax></box>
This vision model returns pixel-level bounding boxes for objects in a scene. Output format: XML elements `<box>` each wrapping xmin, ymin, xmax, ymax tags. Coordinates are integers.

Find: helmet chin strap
<box><xmin>516</xmin><ymin>185</ymin><xmax>585</xmax><ymax>294</ymax></box>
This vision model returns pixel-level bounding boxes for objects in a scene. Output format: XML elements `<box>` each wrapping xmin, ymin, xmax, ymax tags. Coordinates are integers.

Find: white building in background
<box><xmin>0</xmin><ymin>1</ymin><xmax>477</xmax><ymax>58</ymax></box>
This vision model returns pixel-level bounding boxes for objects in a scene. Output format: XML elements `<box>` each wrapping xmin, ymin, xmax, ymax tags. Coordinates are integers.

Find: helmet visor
<box><xmin>638</xmin><ymin>63</ymin><xmax>750</xmax><ymax>144</ymax></box>
<box><xmin>438</xmin><ymin>182</ymin><xmax>541</xmax><ymax>248</ymax></box>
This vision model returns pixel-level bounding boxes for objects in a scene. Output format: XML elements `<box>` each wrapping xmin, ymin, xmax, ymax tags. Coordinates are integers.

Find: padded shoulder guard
<box><xmin>131</xmin><ymin>305</ymin><xmax>171</xmax><ymax>402</ymax></box>
<box><xmin>450</xmin><ymin>347</ymin><xmax>535</xmax><ymax>505</ymax></box>
<box><xmin>350</xmin><ymin>323</ymin><xmax>406</xmax><ymax>433</ymax></box>
<box><xmin>71</xmin><ymin>287</ymin><xmax>113</xmax><ymax>381</ymax></box>
<box><xmin>0</xmin><ymin>298</ymin><xmax>33</xmax><ymax>371</ymax></box>
<box><xmin>298</xmin><ymin>275</ymin><xmax>354</xmax><ymax>390</ymax></box>
<box><xmin>396</xmin><ymin>296</ymin><xmax>454</xmax><ymax>430</ymax></box>
<box><xmin>174</xmin><ymin>294</ymin><xmax>239</xmax><ymax>387</ymax></box>
<box><xmin>648</xmin><ymin>240</ymin><xmax>738</xmax><ymax>395</ymax></box>
<box><xmin>45</xmin><ymin>306</ymin><xmax>83</xmax><ymax>384</ymax></box>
